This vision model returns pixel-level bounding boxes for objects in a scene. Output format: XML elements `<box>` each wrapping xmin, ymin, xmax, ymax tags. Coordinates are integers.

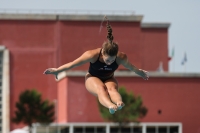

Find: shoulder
<box><xmin>117</xmin><ymin>51</ymin><xmax>128</xmax><ymax>60</ymax></box>
<box><xmin>83</xmin><ymin>48</ymin><xmax>101</xmax><ymax>63</ymax></box>
<box><xmin>116</xmin><ymin>51</ymin><xmax>128</xmax><ymax>64</ymax></box>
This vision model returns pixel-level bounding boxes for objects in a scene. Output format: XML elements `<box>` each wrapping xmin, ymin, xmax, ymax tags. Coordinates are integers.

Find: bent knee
<box><xmin>97</xmin><ymin>85</ymin><xmax>108</xmax><ymax>95</ymax></box>
<box><xmin>107</xmin><ymin>87</ymin><xmax>118</xmax><ymax>93</ymax></box>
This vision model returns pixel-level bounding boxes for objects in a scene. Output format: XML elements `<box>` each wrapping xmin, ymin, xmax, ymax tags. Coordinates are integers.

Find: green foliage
<box><xmin>12</xmin><ymin>89</ymin><xmax>55</xmax><ymax>128</ymax></box>
<box><xmin>98</xmin><ymin>87</ymin><xmax>148</xmax><ymax>123</ymax></box>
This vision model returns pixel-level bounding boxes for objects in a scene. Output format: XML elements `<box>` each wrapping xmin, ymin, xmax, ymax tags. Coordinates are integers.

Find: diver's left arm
<box><xmin>117</xmin><ymin>53</ymin><xmax>149</xmax><ymax>80</ymax></box>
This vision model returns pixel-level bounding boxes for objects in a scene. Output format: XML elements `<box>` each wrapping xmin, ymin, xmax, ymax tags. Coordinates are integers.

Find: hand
<box><xmin>139</xmin><ymin>69</ymin><xmax>149</xmax><ymax>80</ymax></box>
<box><xmin>43</xmin><ymin>68</ymin><xmax>58</xmax><ymax>79</ymax></box>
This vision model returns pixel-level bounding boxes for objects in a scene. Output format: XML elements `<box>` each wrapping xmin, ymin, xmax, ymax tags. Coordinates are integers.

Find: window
<box><xmin>133</xmin><ymin>126</ymin><xmax>142</xmax><ymax>133</ymax></box>
<box><xmin>147</xmin><ymin>126</ymin><xmax>156</xmax><ymax>133</ymax></box>
<box><xmin>170</xmin><ymin>126</ymin><xmax>178</xmax><ymax>133</ymax></box>
<box><xmin>110</xmin><ymin>126</ymin><xmax>142</xmax><ymax>133</ymax></box>
<box><xmin>147</xmin><ymin>126</ymin><xmax>179</xmax><ymax>133</ymax></box>
<box><xmin>61</xmin><ymin>127</ymin><xmax>69</xmax><ymax>133</ymax></box>
<box><xmin>74</xmin><ymin>126</ymin><xmax>105</xmax><ymax>133</ymax></box>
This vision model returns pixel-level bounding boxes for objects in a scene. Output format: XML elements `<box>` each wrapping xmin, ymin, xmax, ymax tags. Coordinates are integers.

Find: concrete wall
<box><xmin>141</xmin><ymin>28</ymin><xmax>169</xmax><ymax>71</ymax></box>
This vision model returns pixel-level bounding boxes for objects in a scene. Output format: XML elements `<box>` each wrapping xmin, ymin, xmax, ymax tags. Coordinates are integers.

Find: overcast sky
<box><xmin>0</xmin><ymin>0</ymin><xmax>200</xmax><ymax>73</ymax></box>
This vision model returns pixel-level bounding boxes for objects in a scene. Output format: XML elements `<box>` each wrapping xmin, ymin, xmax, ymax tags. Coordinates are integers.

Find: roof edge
<box><xmin>57</xmin><ymin>70</ymin><xmax>200</xmax><ymax>81</ymax></box>
<box><xmin>58</xmin><ymin>14</ymin><xmax>143</xmax><ymax>22</ymax></box>
<box><xmin>141</xmin><ymin>22</ymin><xmax>171</xmax><ymax>28</ymax></box>
<box><xmin>0</xmin><ymin>13</ymin><xmax>143</xmax><ymax>21</ymax></box>
<box><xmin>0</xmin><ymin>13</ymin><xmax>57</xmax><ymax>20</ymax></box>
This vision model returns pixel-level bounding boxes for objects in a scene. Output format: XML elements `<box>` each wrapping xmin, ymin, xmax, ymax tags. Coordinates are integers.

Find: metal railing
<box><xmin>32</xmin><ymin>122</ymin><xmax>182</xmax><ymax>133</ymax></box>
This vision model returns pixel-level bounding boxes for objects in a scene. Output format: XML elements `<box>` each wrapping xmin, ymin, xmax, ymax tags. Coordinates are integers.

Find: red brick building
<box><xmin>0</xmin><ymin>14</ymin><xmax>199</xmax><ymax>133</ymax></box>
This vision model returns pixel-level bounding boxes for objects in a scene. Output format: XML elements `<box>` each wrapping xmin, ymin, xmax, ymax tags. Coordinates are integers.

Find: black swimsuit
<box><xmin>88</xmin><ymin>49</ymin><xmax>119</xmax><ymax>82</ymax></box>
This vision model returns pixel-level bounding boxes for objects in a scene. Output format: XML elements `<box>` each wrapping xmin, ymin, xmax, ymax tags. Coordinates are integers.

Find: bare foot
<box><xmin>116</xmin><ymin>101</ymin><xmax>125</xmax><ymax>110</ymax></box>
<box><xmin>108</xmin><ymin>104</ymin><xmax>118</xmax><ymax>114</ymax></box>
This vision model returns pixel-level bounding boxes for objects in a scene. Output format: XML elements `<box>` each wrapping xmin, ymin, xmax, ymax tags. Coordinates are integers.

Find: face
<box><xmin>102</xmin><ymin>53</ymin><xmax>116</xmax><ymax>65</ymax></box>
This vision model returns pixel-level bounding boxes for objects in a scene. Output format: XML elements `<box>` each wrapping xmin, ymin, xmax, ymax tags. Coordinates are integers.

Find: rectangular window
<box><xmin>74</xmin><ymin>126</ymin><xmax>106</xmax><ymax>133</ymax></box>
<box><xmin>170</xmin><ymin>126</ymin><xmax>179</xmax><ymax>133</ymax></box>
<box><xmin>74</xmin><ymin>127</ymin><xmax>83</xmax><ymax>133</ymax></box>
<box><xmin>146</xmin><ymin>126</ymin><xmax>179</xmax><ymax>133</ymax></box>
<box><xmin>96</xmin><ymin>127</ymin><xmax>106</xmax><ymax>133</ymax></box>
<box><xmin>85</xmin><ymin>127</ymin><xmax>95</xmax><ymax>133</ymax></box>
<box><xmin>133</xmin><ymin>126</ymin><xmax>142</xmax><ymax>133</ymax></box>
<box><xmin>110</xmin><ymin>127</ymin><xmax>118</xmax><ymax>133</ymax></box>
<box><xmin>147</xmin><ymin>126</ymin><xmax>156</xmax><ymax>133</ymax></box>
<box><xmin>121</xmin><ymin>127</ymin><xmax>131</xmax><ymax>133</ymax></box>
<box><xmin>60</xmin><ymin>127</ymin><xmax>69</xmax><ymax>133</ymax></box>
<box><xmin>158</xmin><ymin>126</ymin><xmax>167</xmax><ymax>133</ymax></box>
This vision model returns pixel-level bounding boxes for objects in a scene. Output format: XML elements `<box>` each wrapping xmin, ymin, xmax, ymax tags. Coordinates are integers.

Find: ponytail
<box><xmin>105</xmin><ymin>17</ymin><xmax>114</xmax><ymax>44</ymax></box>
<box><xmin>102</xmin><ymin>16</ymin><xmax>118</xmax><ymax>56</ymax></box>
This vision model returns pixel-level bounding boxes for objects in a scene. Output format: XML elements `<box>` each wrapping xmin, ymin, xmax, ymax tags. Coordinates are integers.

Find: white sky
<box><xmin>0</xmin><ymin>0</ymin><xmax>200</xmax><ymax>73</ymax></box>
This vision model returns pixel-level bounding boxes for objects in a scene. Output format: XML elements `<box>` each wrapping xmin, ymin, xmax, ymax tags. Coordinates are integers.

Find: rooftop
<box><xmin>0</xmin><ymin>13</ymin><xmax>170</xmax><ymax>28</ymax></box>
<box><xmin>57</xmin><ymin>70</ymin><xmax>200</xmax><ymax>81</ymax></box>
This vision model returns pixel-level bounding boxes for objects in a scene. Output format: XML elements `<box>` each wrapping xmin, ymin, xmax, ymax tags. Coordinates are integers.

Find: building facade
<box><xmin>0</xmin><ymin>13</ymin><xmax>199</xmax><ymax>133</ymax></box>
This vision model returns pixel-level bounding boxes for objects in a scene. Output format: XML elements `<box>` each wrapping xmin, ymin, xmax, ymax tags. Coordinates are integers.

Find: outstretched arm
<box><xmin>118</xmin><ymin>53</ymin><xmax>149</xmax><ymax>80</ymax></box>
<box><xmin>44</xmin><ymin>51</ymin><xmax>93</xmax><ymax>79</ymax></box>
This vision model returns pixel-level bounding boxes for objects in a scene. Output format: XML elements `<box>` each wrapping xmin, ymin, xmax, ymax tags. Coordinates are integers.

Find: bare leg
<box><xmin>85</xmin><ymin>73</ymin><xmax>118</xmax><ymax>111</ymax></box>
<box><xmin>104</xmin><ymin>77</ymin><xmax>125</xmax><ymax>108</ymax></box>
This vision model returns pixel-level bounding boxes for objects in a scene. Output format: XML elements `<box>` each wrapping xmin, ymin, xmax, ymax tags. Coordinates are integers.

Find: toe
<box><xmin>109</xmin><ymin>108</ymin><xmax>115</xmax><ymax>114</ymax></box>
<box><xmin>117</xmin><ymin>102</ymin><xmax>125</xmax><ymax>110</ymax></box>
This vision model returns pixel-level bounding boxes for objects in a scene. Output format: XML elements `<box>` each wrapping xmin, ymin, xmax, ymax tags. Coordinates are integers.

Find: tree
<box><xmin>98</xmin><ymin>87</ymin><xmax>148</xmax><ymax>133</ymax></box>
<box><xmin>12</xmin><ymin>89</ymin><xmax>55</xmax><ymax>133</ymax></box>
